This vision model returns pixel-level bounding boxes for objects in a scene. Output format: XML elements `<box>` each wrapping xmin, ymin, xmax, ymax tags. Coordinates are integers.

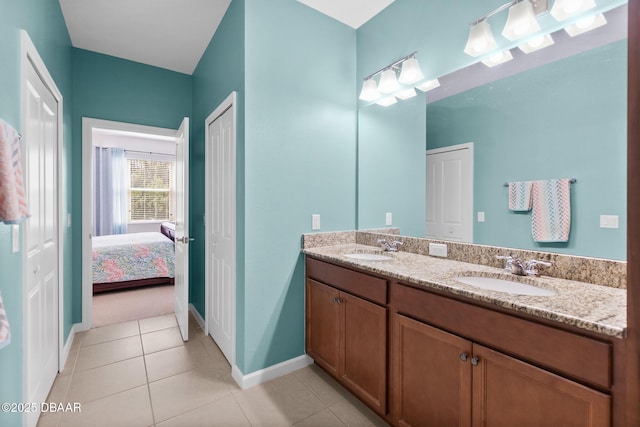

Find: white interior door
<box><xmin>23</xmin><ymin>58</ymin><xmax>59</xmax><ymax>425</ymax></box>
<box><xmin>174</xmin><ymin>117</ymin><xmax>190</xmax><ymax>341</ymax></box>
<box><xmin>206</xmin><ymin>98</ymin><xmax>236</xmax><ymax>365</ymax></box>
<box><xmin>426</xmin><ymin>143</ymin><xmax>473</xmax><ymax>242</ymax></box>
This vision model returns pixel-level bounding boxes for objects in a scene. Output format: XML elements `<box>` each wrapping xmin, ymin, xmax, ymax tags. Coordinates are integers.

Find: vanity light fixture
<box><xmin>398</xmin><ymin>56</ymin><xmax>425</xmax><ymax>85</ymax></box>
<box><xmin>518</xmin><ymin>33</ymin><xmax>555</xmax><ymax>53</ymax></box>
<box><xmin>359</xmin><ymin>78</ymin><xmax>381</xmax><ymax>102</ymax></box>
<box><xmin>376</xmin><ymin>96</ymin><xmax>398</xmax><ymax>107</ymax></box>
<box><xmin>416</xmin><ymin>78</ymin><xmax>441</xmax><ymax>92</ymax></box>
<box><xmin>464</xmin><ymin>19</ymin><xmax>498</xmax><ymax>57</ymax></box>
<box><xmin>502</xmin><ymin>0</ymin><xmax>542</xmax><ymax>41</ymax></box>
<box><xmin>550</xmin><ymin>0</ymin><xmax>596</xmax><ymax>21</ymax></box>
<box><xmin>378</xmin><ymin>68</ymin><xmax>401</xmax><ymax>93</ymax></box>
<box><xmin>482</xmin><ymin>50</ymin><xmax>514</xmax><ymax>67</ymax></box>
<box><xmin>396</xmin><ymin>88</ymin><xmax>418</xmax><ymax>100</ymax></box>
<box><xmin>358</xmin><ymin>52</ymin><xmax>431</xmax><ymax>106</ymax></box>
<box><xmin>564</xmin><ymin>13</ymin><xmax>607</xmax><ymax>36</ymax></box>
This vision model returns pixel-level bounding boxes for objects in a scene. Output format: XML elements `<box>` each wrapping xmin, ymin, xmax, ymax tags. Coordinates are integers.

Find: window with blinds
<box><xmin>128</xmin><ymin>159</ymin><xmax>175</xmax><ymax>222</ymax></box>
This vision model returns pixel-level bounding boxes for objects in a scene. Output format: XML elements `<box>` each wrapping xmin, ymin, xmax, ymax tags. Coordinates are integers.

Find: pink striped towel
<box><xmin>508</xmin><ymin>181</ymin><xmax>533</xmax><ymax>211</ymax></box>
<box><xmin>0</xmin><ymin>119</ymin><xmax>29</xmax><ymax>224</ymax></box>
<box><xmin>531</xmin><ymin>178</ymin><xmax>571</xmax><ymax>242</ymax></box>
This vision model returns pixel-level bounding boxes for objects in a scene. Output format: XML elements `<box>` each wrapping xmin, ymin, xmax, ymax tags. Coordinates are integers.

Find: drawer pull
<box><xmin>459</xmin><ymin>353</ymin><xmax>469</xmax><ymax>362</ymax></box>
<box><xmin>471</xmin><ymin>356</ymin><xmax>480</xmax><ymax>366</ymax></box>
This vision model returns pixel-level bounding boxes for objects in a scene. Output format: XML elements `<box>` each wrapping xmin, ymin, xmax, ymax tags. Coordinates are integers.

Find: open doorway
<box><xmin>81</xmin><ymin>118</ymin><xmax>186</xmax><ymax>330</ymax></box>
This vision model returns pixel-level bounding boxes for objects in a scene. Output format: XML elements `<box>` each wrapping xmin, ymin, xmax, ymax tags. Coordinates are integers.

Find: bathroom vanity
<box><xmin>303</xmin><ymin>235</ymin><xmax>627</xmax><ymax>427</ymax></box>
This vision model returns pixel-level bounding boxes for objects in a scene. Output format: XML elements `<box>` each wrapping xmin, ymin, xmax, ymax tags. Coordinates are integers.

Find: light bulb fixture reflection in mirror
<box><xmin>398</xmin><ymin>56</ymin><xmax>425</xmax><ymax>85</ymax></box>
<box><xmin>464</xmin><ymin>20</ymin><xmax>497</xmax><ymax>57</ymax></box>
<box><xmin>359</xmin><ymin>78</ymin><xmax>380</xmax><ymax>102</ymax></box>
<box><xmin>378</xmin><ymin>69</ymin><xmax>401</xmax><ymax>93</ymax></box>
<box><xmin>396</xmin><ymin>88</ymin><xmax>417</xmax><ymax>100</ymax></box>
<box><xmin>550</xmin><ymin>0</ymin><xmax>596</xmax><ymax>21</ymax></box>
<box><xmin>564</xmin><ymin>13</ymin><xmax>607</xmax><ymax>37</ymax></box>
<box><xmin>481</xmin><ymin>50</ymin><xmax>514</xmax><ymax>67</ymax></box>
<box><xmin>416</xmin><ymin>79</ymin><xmax>441</xmax><ymax>92</ymax></box>
<box><xmin>502</xmin><ymin>0</ymin><xmax>541</xmax><ymax>41</ymax></box>
<box><xmin>376</xmin><ymin>96</ymin><xmax>398</xmax><ymax>107</ymax></box>
<box><xmin>518</xmin><ymin>33</ymin><xmax>554</xmax><ymax>53</ymax></box>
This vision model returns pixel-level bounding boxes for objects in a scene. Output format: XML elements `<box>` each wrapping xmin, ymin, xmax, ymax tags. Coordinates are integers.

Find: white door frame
<box><xmin>205</xmin><ymin>92</ymin><xmax>237</xmax><ymax>367</ymax></box>
<box><xmin>81</xmin><ymin>118</ymin><xmax>177</xmax><ymax>330</ymax></box>
<box><xmin>20</xmin><ymin>30</ymin><xmax>64</xmax><ymax>427</ymax></box>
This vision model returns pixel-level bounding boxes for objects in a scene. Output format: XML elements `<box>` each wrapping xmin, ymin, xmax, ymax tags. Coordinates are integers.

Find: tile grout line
<box><xmin>139</xmin><ymin>320</ymin><xmax>159</xmax><ymax>427</ymax></box>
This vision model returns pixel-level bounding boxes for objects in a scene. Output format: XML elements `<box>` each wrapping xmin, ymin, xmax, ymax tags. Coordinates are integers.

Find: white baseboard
<box><xmin>59</xmin><ymin>323</ymin><xmax>83</xmax><ymax>372</ymax></box>
<box><xmin>189</xmin><ymin>303</ymin><xmax>205</xmax><ymax>329</ymax></box>
<box><xmin>232</xmin><ymin>354</ymin><xmax>314</xmax><ymax>390</ymax></box>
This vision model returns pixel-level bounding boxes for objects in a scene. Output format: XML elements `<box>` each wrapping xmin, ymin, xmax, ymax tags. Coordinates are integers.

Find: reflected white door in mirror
<box><xmin>426</xmin><ymin>143</ymin><xmax>474</xmax><ymax>242</ymax></box>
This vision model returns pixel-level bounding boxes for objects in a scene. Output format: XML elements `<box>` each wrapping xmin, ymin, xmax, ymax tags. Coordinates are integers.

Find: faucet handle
<box><xmin>525</xmin><ymin>259</ymin><xmax>552</xmax><ymax>277</ymax></box>
<box><xmin>496</xmin><ymin>255</ymin><xmax>514</xmax><ymax>272</ymax></box>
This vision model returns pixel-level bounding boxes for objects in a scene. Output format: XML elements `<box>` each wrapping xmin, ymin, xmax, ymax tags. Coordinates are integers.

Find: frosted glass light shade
<box><xmin>464</xmin><ymin>20</ymin><xmax>497</xmax><ymax>57</ymax></box>
<box><xmin>416</xmin><ymin>79</ymin><xmax>441</xmax><ymax>92</ymax></box>
<box><xmin>398</xmin><ymin>57</ymin><xmax>425</xmax><ymax>85</ymax></box>
<box><xmin>396</xmin><ymin>88</ymin><xmax>417</xmax><ymax>100</ymax></box>
<box><xmin>378</xmin><ymin>69</ymin><xmax>400</xmax><ymax>93</ymax></box>
<box><xmin>502</xmin><ymin>1</ymin><xmax>541</xmax><ymax>41</ymax></box>
<box><xmin>359</xmin><ymin>79</ymin><xmax>380</xmax><ymax>102</ymax></box>
<box><xmin>481</xmin><ymin>50</ymin><xmax>513</xmax><ymax>67</ymax></box>
<box><xmin>564</xmin><ymin>13</ymin><xmax>607</xmax><ymax>36</ymax></box>
<box><xmin>376</xmin><ymin>96</ymin><xmax>397</xmax><ymax>107</ymax></box>
<box><xmin>518</xmin><ymin>34</ymin><xmax>554</xmax><ymax>53</ymax></box>
<box><xmin>550</xmin><ymin>0</ymin><xmax>596</xmax><ymax>21</ymax></box>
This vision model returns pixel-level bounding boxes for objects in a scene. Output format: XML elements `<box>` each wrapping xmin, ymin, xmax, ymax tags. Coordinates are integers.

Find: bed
<box><xmin>92</xmin><ymin>232</ymin><xmax>175</xmax><ymax>293</ymax></box>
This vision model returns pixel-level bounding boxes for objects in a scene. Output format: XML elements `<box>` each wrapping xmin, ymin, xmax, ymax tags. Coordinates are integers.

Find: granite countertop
<box><xmin>303</xmin><ymin>243</ymin><xmax>627</xmax><ymax>339</ymax></box>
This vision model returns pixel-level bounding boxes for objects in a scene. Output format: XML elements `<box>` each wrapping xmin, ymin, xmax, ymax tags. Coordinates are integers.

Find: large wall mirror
<box><xmin>357</xmin><ymin>4</ymin><xmax>627</xmax><ymax>261</ymax></box>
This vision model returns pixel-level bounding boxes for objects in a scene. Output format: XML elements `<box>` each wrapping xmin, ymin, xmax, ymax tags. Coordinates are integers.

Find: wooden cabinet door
<box><xmin>472</xmin><ymin>344</ymin><xmax>611</xmax><ymax>427</ymax></box>
<box><xmin>342</xmin><ymin>292</ymin><xmax>387</xmax><ymax>416</ymax></box>
<box><xmin>392</xmin><ymin>314</ymin><xmax>473</xmax><ymax>427</ymax></box>
<box><xmin>306</xmin><ymin>279</ymin><xmax>341</xmax><ymax>375</ymax></box>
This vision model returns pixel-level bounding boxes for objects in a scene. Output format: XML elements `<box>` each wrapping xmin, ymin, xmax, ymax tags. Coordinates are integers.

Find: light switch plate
<box><xmin>385</xmin><ymin>212</ymin><xmax>393</xmax><ymax>226</ymax></box>
<box><xmin>67</xmin><ymin>213</ymin><xmax>72</xmax><ymax>228</ymax></box>
<box><xmin>11</xmin><ymin>225</ymin><xmax>19</xmax><ymax>253</ymax></box>
<box><xmin>429</xmin><ymin>243</ymin><xmax>448</xmax><ymax>257</ymax></box>
<box><xmin>312</xmin><ymin>214</ymin><xmax>321</xmax><ymax>230</ymax></box>
<box><xmin>600</xmin><ymin>215</ymin><xmax>619</xmax><ymax>229</ymax></box>
<box><xmin>477</xmin><ymin>212</ymin><xmax>485</xmax><ymax>222</ymax></box>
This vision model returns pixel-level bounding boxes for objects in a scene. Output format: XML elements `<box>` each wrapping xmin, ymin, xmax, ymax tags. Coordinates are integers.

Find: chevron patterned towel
<box><xmin>508</xmin><ymin>181</ymin><xmax>533</xmax><ymax>211</ymax></box>
<box><xmin>0</xmin><ymin>291</ymin><xmax>10</xmax><ymax>350</ymax></box>
<box><xmin>531</xmin><ymin>179</ymin><xmax>571</xmax><ymax>242</ymax></box>
<box><xmin>0</xmin><ymin>119</ymin><xmax>29</xmax><ymax>224</ymax></box>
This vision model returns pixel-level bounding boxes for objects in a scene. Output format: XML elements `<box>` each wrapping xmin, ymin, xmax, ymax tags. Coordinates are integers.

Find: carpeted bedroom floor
<box><xmin>92</xmin><ymin>284</ymin><xmax>175</xmax><ymax>328</ymax></box>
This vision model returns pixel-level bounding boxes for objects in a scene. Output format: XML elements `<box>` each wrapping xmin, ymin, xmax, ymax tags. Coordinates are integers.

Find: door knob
<box><xmin>471</xmin><ymin>356</ymin><xmax>480</xmax><ymax>366</ymax></box>
<box><xmin>178</xmin><ymin>237</ymin><xmax>195</xmax><ymax>244</ymax></box>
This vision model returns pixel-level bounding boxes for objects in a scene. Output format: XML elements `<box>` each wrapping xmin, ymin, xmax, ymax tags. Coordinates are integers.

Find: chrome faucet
<box><xmin>496</xmin><ymin>255</ymin><xmax>552</xmax><ymax>277</ymax></box>
<box><xmin>377</xmin><ymin>239</ymin><xmax>403</xmax><ymax>252</ymax></box>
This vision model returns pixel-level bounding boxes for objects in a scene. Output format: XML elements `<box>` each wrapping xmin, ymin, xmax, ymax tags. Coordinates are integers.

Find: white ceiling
<box><xmin>59</xmin><ymin>0</ymin><xmax>394</xmax><ymax>75</ymax></box>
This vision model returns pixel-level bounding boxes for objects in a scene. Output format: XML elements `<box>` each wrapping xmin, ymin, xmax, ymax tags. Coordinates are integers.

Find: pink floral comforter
<box><xmin>92</xmin><ymin>232</ymin><xmax>175</xmax><ymax>284</ymax></box>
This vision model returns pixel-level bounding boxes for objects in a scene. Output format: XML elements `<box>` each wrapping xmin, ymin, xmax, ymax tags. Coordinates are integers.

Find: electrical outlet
<box><xmin>385</xmin><ymin>212</ymin><xmax>393</xmax><ymax>226</ymax></box>
<box><xmin>312</xmin><ymin>214</ymin><xmax>321</xmax><ymax>230</ymax></box>
<box><xmin>429</xmin><ymin>243</ymin><xmax>448</xmax><ymax>257</ymax></box>
<box><xmin>11</xmin><ymin>225</ymin><xmax>19</xmax><ymax>253</ymax></box>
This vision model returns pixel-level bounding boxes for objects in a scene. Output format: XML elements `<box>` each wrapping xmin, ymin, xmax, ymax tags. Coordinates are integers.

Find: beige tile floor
<box><xmin>37</xmin><ymin>313</ymin><xmax>389</xmax><ymax>427</ymax></box>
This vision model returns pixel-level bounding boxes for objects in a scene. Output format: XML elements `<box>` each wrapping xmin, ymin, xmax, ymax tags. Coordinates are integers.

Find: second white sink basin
<box><xmin>344</xmin><ymin>252</ymin><xmax>393</xmax><ymax>261</ymax></box>
<box><xmin>455</xmin><ymin>276</ymin><xmax>556</xmax><ymax>296</ymax></box>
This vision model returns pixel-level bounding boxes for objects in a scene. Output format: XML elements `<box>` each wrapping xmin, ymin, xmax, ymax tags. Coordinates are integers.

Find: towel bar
<box><xmin>504</xmin><ymin>178</ymin><xmax>576</xmax><ymax>187</ymax></box>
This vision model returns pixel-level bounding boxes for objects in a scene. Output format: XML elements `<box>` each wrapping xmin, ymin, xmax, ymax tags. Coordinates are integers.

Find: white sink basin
<box><xmin>344</xmin><ymin>252</ymin><xmax>393</xmax><ymax>261</ymax></box>
<box><xmin>455</xmin><ymin>276</ymin><xmax>556</xmax><ymax>296</ymax></box>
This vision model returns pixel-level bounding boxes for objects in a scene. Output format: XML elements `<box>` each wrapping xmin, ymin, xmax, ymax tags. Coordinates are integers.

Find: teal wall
<box><xmin>190</xmin><ymin>0</ymin><xmax>245</xmax><ymax>337</ymax></box>
<box><xmin>0</xmin><ymin>0</ymin><xmax>73</xmax><ymax>424</ymax></box>
<box><xmin>427</xmin><ymin>41</ymin><xmax>627</xmax><ymax>260</ymax></box>
<box><xmin>242</xmin><ymin>0</ymin><xmax>357</xmax><ymax>374</ymax></box>
<box><xmin>71</xmin><ymin>50</ymin><xmax>192</xmax><ymax>323</ymax></box>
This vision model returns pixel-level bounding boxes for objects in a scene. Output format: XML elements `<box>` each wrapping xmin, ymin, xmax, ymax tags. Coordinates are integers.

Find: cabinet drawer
<box><xmin>393</xmin><ymin>283</ymin><xmax>612</xmax><ymax>390</ymax></box>
<box><xmin>306</xmin><ymin>257</ymin><xmax>387</xmax><ymax>305</ymax></box>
